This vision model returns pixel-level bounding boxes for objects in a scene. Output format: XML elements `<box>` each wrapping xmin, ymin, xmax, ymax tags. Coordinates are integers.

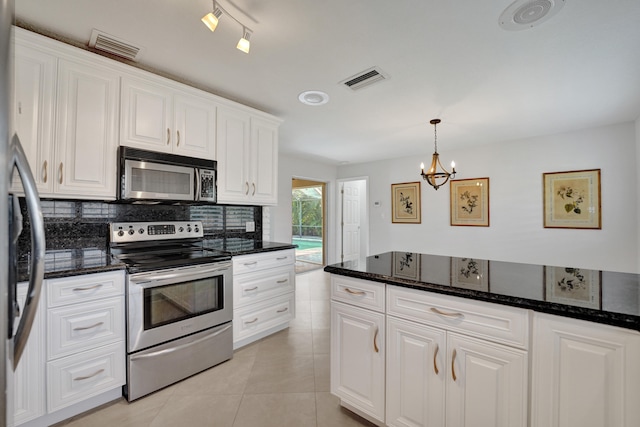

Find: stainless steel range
<box><xmin>109</xmin><ymin>221</ymin><xmax>233</xmax><ymax>401</ymax></box>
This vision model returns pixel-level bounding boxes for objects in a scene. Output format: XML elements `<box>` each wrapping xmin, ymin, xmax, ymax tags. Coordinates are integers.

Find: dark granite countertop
<box><xmin>324</xmin><ymin>251</ymin><xmax>640</xmax><ymax>332</ymax></box>
<box><xmin>17</xmin><ymin>238</ymin><xmax>295</xmax><ymax>282</ymax></box>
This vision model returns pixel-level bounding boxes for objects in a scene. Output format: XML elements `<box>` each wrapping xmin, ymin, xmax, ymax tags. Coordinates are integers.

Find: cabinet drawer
<box><xmin>234</xmin><ymin>266</ymin><xmax>295</xmax><ymax>308</ymax></box>
<box><xmin>48</xmin><ymin>296</ymin><xmax>125</xmax><ymax>359</ymax></box>
<box><xmin>48</xmin><ymin>270</ymin><xmax>124</xmax><ymax>308</ymax></box>
<box><xmin>387</xmin><ymin>286</ymin><xmax>529</xmax><ymax>349</ymax></box>
<box><xmin>233</xmin><ymin>249</ymin><xmax>295</xmax><ymax>275</ymax></box>
<box><xmin>47</xmin><ymin>341</ymin><xmax>125</xmax><ymax>413</ymax></box>
<box><xmin>331</xmin><ymin>276</ymin><xmax>385</xmax><ymax>313</ymax></box>
<box><xmin>233</xmin><ymin>293</ymin><xmax>294</xmax><ymax>342</ymax></box>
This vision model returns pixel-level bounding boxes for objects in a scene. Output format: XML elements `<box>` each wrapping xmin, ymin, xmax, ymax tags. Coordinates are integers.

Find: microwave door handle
<box><xmin>10</xmin><ymin>134</ymin><xmax>46</xmax><ymax>370</ymax></box>
<box><xmin>194</xmin><ymin>168</ymin><xmax>201</xmax><ymax>201</ymax></box>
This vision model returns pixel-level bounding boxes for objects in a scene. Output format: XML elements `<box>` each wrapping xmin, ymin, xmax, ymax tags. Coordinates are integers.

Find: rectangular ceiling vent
<box><xmin>340</xmin><ymin>67</ymin><xmax>389</xmax><ymax>91</ymax></box>
<box><xmin>89</xmin><ymin>29</ymin><xmax>143</xmax><ymax>61</ymax></box>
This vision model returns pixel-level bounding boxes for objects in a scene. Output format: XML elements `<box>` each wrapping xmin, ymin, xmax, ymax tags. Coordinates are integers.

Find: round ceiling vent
<box><xmin>298</xmin><ymin>90</ymin><xmax>329</xmax><ymax>106</ymax></box>
<box><xmin>499</xmin><ymin>0</ymin><xmax>565</xmax><ymax>31</ymax></box>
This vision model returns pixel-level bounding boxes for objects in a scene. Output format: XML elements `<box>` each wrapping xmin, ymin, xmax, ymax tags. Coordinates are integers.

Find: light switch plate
<box><xmin>245</xmin><ymin>221</ymin><xmax>255</xmax><ymax>232</ymax></box>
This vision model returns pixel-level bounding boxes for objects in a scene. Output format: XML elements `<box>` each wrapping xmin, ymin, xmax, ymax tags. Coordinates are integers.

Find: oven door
<box><xmin>127</xmin><ymin>261</ymin><xmax>232</xmax><ymax>353</ymax></box>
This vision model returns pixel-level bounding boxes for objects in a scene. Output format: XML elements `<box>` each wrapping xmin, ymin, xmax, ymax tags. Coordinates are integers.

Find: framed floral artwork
<box><xmin>451</xmin><ymin>257</ymin><xmax>489</xmax><ymax>291</ymax></box>
<box><xmin>391</xmin><ymin>182</ymin><xmax>421</xmax><ymax>223</ymax></box>
<box><xmin>543</xmin><ymin>169</ymin><xmax>601</xmax><ymax>229</ymax></box>
<box><xmin>544</xmin><ymin>266</ymin><xmax>601</xmax><ymax>309</ymax></box>
<box><xmin>450</xmin><ymin>177</ymin><xmax>489</xmax><ymax>227</ymax></box>
<box><xmin>392</xmin><ymin>252</ymin><xmax>420</xmax><ymax>280</ymax></box>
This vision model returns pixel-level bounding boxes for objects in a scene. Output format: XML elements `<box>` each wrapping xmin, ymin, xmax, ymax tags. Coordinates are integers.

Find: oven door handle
<box><xmin>129</xmin><ymin>323</ymin><xmax>232</xmax><ymax>361</ymax></box>
<box><xmin>129</xmin><ymin>264</ymin><xmax>231</xmax><ymax>284</ymax></box>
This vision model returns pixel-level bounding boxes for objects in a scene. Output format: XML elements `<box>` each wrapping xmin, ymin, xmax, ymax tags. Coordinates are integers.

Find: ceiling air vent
<box><xmin>88</xmin><ymin>29</ymin><xmax>143</xmax><ymax>61</ymax></box>
<box><xmin>340</xmin><ymin>67</ymin><xmax>389</xmax><ymax>91</ymax></box>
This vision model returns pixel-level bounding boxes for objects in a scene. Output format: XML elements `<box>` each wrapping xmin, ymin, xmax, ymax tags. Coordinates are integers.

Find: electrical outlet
<box><xmin>245</xmin><ymin>221</ymin><xmax>255</xmax><ymax>232</ymax></box>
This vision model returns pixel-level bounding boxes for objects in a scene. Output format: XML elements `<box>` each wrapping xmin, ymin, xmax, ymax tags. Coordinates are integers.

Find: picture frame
<box><xmin>392</xmin><ymin>252</ymin><xmax>420</xmax><ymax>280</ymax></box>
<box><xmin>391</xmin><ymin>181</ymin><xmax>421</xmax><ymax>224</ymax></box>
<box><xmin>543</xmin><ymin>169</ymin><xmax>601</xmax><ymax>229</ymax></box>
<box><xmin>450</xmin><ymin>177</ymin><xmax>490</xmax><ymax>227</ymax></box>
<box><xmin>451</xmin><ymin>257</ymin><xmax>490</xmax><ymax>292</ymax></box>
<box><xmin>544</xmin><ymin>266</ymin><xmax>601</xmax><ymax>309</ymax></box>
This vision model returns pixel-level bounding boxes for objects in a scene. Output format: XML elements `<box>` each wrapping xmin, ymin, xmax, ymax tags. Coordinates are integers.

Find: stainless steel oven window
<box><xmin>124</xmin><ymin>159</ymin><xmax>194</xmax><ymax>200</ymax></box>
<box><xmin>144</xmin><ymin>276</ymin><xmax>223</xmax><ymax>330</ymax></box>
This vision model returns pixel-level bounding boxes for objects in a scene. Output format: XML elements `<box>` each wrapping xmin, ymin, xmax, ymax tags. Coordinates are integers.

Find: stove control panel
<box><xmin>110</xmin><ymin>221</ymin><xmax>203</xmax><ymax>244</ymax></box>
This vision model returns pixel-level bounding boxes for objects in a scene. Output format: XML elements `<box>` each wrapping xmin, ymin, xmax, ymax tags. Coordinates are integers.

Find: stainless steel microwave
<box><xmin>117</xmin><ymin>147</ymin><xmax>217</xmax><ymax>203</ymax></box>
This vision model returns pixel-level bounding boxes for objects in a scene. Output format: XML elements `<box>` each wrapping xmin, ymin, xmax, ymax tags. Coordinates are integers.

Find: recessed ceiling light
<box><xmin>298</xmin><ymin>90</ymin><xmax>329</xmax><ymax>106</ymax></box>
<box><xmin>499</xmin><ymin>0</ymin><xmax>565</xmax><ymax>31</ymax></box>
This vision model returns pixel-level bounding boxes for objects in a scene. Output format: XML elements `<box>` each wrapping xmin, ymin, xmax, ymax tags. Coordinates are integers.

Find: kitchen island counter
<box><xmin>325</xmin><ymin>251</ymin><xmax>640</xmax><ymax>331</ymax></box>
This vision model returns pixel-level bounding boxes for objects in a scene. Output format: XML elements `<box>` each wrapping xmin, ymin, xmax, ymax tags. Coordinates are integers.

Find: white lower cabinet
<box><xmin>531</xmin><ymin>312</ymin><xmax>640</xmax><ymax>427</ymax></box>
<box><xmin>331</xmin><ymin>301</ymin><xmax>386</xmax><ymax>424</ymax></box>
<box><xmin>14</xmin><ymin>270</ymin><xmax>126</xmax><ymax>427</ymax></box>
<box><xmin>14</xmin><ymin>282</ymin><xmax>46</xmax><ymax>425</ymax></box>
<box><xmin>232</xmin><ymin>249</ymin><xmax>296</xmax><ymax>349</ymax></box>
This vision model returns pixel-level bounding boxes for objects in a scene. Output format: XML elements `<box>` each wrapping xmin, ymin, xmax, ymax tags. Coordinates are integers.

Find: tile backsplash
<box><xmin>17</xmin><ymin>199</ymin><xmax>262</xmax><ymax>256</ymax></box>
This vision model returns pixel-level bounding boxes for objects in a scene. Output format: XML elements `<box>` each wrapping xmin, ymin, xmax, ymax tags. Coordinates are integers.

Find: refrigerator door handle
<box><xmin>10</xmin><ymin>133</ymin><xmax>45</xmax><ymax>370</ymax></box>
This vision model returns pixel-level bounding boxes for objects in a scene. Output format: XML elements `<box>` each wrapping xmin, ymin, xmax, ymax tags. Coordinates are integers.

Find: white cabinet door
<box><xmin>331</xmin><ymin>301</ymin><xmax>385</xmax><ymax>423</ymax></box>
<box><xmin>120</xmin><ymin>76</ymin><xmax>173</xmax><ymax>151</ymax></box>
<box><xmin>531</xmin><ymin>313</ymin><xmax>640</xmax><ymax>427</ymax></box>
<box><xmin>446</xmin><ymin>333</ymin><xmax>528</xmax><ymax>427</ymax></box>
<box><xmin>250</xmin><ymin>117</ymin><xmax>278</xmax><ymax>205</ymax></box>
<box><xmin>386</xmin><ymin>316</ymin><xmax>445</xmax><ymax>427</ymax></box>
<box><xmin>55</xmin><ymin>59</ymin><xmax>119</xmax><ymax>199</ymax></box>
<box><xmin>173</xmin><ymin>93</ymin><xmax>216</xmax><ymax>159</ymax></box>
<box><xmin>13</xmin><ymin>43</ymin><xmax>56</xmax><ymax>195</ymax></box>
<box><xmin>14</xmin><ymin>282</ymin><xmax>46</xmax><ymax>426</ymax></box>
<box><xmin>216</xmin><ymin>106</ymin><xmax>251</xmax><ymax>204</ymax></box>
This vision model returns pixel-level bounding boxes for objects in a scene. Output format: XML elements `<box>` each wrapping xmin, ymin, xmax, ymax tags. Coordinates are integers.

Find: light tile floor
<box><xmin>56</xmin><ymin>270</ymin><xmax>376</xmax><ymax>427</ymax></box>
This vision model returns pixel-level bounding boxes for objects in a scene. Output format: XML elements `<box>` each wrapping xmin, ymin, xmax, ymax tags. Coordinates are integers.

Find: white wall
<box><xmin>268</xmin><ymin>153</ymin><xmax>338</xmax><ymax>262</ymax></box>
<box><xmin>337</xmin><ymin>121</ymin><xmax>639</xmax><ymax>273</ymax></box>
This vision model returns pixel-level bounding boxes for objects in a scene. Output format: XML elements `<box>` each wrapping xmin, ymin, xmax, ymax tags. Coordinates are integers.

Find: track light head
<box><xmin>237</xmin><ymin>28</ymin><xmax>252</xmax><ymax>53</ymax></box>
<box><xmin>201</xmin><ymin>7</ymin><xmax>223</xmax><ymax>32</ymax></box>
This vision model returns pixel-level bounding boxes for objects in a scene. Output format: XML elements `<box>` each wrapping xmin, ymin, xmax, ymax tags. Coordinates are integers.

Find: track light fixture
<box><xmin>201</xmin><ymin>0</ymin><xmax>254</xmax><ymax>54</ymax></box>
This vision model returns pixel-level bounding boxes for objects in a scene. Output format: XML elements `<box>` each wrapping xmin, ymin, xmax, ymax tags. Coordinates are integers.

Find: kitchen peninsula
<box><xmin>325</xmin><ymin>251</ymin><xmax>640</xmax><ymax>427</ymax></box>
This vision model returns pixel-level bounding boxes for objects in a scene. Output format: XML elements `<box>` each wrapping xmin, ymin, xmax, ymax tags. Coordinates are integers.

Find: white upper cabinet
<box><xmin>217</xmin><ymin>106</ymin><xmax>280</xmax><ymax>205</ymax></box>
<box><xmin>14</xmin><ymin>29</ymin><xmax>120</xmax><ymax>200</ymax></box>
<box><xmin>120</xmin><ymin>76</ymin><xmax>216</xmax><ymax>159</ymax></box>
<box><xmin>54</xmin><ymin>58</ymin><xmax>119</xmax><ymax>198</ymax></box>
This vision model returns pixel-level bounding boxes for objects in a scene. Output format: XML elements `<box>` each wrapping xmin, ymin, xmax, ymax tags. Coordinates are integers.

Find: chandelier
<box><xmin>420</xmin><ymin>119</ymin><xmax>456</xmax><ymax>190</ymax></box>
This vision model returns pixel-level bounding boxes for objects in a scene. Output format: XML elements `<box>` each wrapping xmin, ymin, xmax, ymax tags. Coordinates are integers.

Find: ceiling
<box><xmin>15</xmin><ymin>0</ymin><xmax>640</xmax><ymax>165</ymax></box>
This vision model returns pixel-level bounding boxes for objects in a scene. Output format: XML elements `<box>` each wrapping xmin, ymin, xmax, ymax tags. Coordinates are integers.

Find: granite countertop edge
<box><xmin>228</xmin><ymin>242</ymin><xmax>297</xmax><ymax>256</ymax></box>
<box><xmin>324</xmin><ymin>265</ymin><xmax>640</xmax><ymax>332</ymax></box>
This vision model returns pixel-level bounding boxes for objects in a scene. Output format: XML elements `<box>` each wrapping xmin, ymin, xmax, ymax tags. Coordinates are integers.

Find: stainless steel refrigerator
<box><xmin>1</xmin><ymin>0</ymin><xmax>45</xmax><ymax>425</ymax></box>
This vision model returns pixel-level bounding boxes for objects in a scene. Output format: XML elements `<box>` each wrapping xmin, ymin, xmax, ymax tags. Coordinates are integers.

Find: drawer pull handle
<box><xmin>344</xmin><ymin>288</ymin><xmax>366</xmax><ymax>296</ymax></box>
<box><xmin>373</xmin><ymin>327</ymin><xmax>379</xmax><ymax>353</ymax></box>
<box><xmin>245</xmin><ymin>286</ymin><xmax>259</xmax><ymax>291</ymax></box>
<box><xmin>277</xmin><ymin>307</ymin><xmax>288</xmax><ymax>313</ymax></box>
<box><xmin>430</xmin><ymin>307</ymin><xmax>464</xmax><ymax>318</ymax></box>
<box><xmin>73</xmin><ymin>321</ymin><xmax>104</xmax><ymax>331</ymax></box>
<box><xmin>73</xmin><ymin>368</ymin><xmax>104</xmax><ymax>381</ymax></box>
<box><xmin>276</xmin><ymin>279</ymin><xmax>288</xmax><ymax>284</ymax></box>
<box><xmin>245</xmin><ymin>318</ymin><xmax>259</xmax><ymax>325</ymax></box>
<box><xmin>276</xmin><ymin>257</ymin><xmax>288</xmax><ymax>260</ymax></box>
<box><xmin>433</xmin><ymin>344</ymin><xmax>439</xmax><ymax>375</ymax></box>
<box><xmin>244</xmin><ymin>261</ymin><xmax>258</xmax><ymax>266</ymax></box>
<box><xmin>72</xmin><ymin>284</ymin><xmax>103</xmax><ymax>292</ymax></box>
<box><xmin>451</xmin><ymin>348</ymin><xmax>458</xmax><ymax>381</ymax></box>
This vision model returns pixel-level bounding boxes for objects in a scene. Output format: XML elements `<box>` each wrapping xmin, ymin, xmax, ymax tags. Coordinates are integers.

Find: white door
<box><xmin>387</xmin><ymin>316</ymin><xmax>446</xmax><ymax>427</ymax></box>
<box><xmin>531</xmin><ymin>313</ymin><xmax>640</xmax><ymax>427</ymax></box>
<box><xmin>339</xmin><ymin>180</ymin><xmax>366</xmax><ymax>263</ymax></box>
<box><xmin>331</xmin><ymin>301</ymin><xmax>385</xmax><ymax>423</ymax></box>
<box><xmin>446</xmin><ymin>332</ymin><xmax>528</xmax><ymax>427</ymax></box>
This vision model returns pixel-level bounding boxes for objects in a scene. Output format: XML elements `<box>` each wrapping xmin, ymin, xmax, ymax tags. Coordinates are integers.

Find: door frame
<box><xmin>291</xmin><ymin>177</ymin><xmax>327</xmax><ymax>266</ymax></box>
<box><xmin>335</xmin><ymin>177</ymin><xmax>369</xmax><ymax>264</ymax></box>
